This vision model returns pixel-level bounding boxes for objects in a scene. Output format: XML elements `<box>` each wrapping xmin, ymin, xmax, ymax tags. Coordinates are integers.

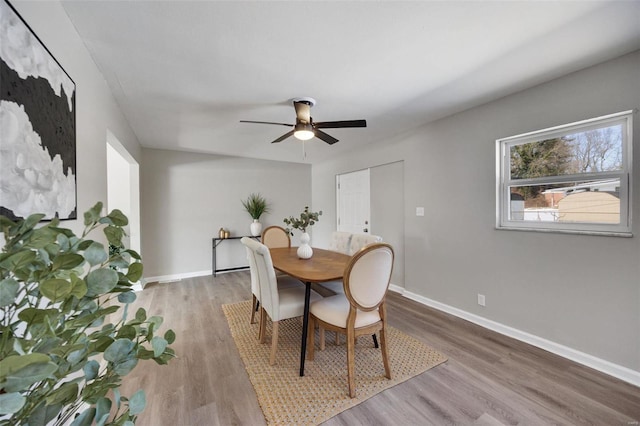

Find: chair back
<box><xmin>344</xmin><ymin>243</ymin><xmax>394</xmax><ymax>311</ymax></box>
<box><xmin>261</xmin><ymin>226</ymin><xmax>291</xmax><ymax>248</ymax></box>
<box><xmin>247</xmin><ymin>247</ymin><xmax>260</xmax><ymax>297</ymax></box>
<box><xmin>242</xmin><ymin>237</ymin><xmax>280</xmax><ymax>320</ymax></box>
<box><xmin>328</xmin><ymin>231</ymin><xmax>352</xmax><ymax>254</ymax></box>
<box><xmin>348</xmin><ymin>233</ymin><xmax>382</xmax><ymax>255</ymax></box>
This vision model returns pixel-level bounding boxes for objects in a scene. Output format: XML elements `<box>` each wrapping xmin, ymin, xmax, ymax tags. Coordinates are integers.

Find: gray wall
<box><xmin>140</xmin><ymin>148</ymin><xmax>311</xmax><ymax>278</ymax></box>
<box><xmin>371</xmin><ymin>161</ymin><xmax>405</xmax><ymax>287</ymax></box>
<box><xmin>312</xmin><ymin>51</ymin><xmax>640</xmax><ymax>371</ymax></box>
<box><xmin>13</xmin><ymin>1</ymin><xmax>141</xmax><ymax>238</ymax></box>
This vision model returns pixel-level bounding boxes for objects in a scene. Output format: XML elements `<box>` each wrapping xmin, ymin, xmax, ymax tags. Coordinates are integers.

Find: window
<box><xmin>496</xmin><ymin>111</ymin><xmax>633</xmax><ymax>236</ymax></box>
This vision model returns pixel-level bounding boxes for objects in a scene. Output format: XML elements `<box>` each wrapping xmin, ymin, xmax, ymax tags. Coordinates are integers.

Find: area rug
<box><xmin>222</xmin><ymin>300</ymin><xmax>447</xmax><ymax>425</ymax></box>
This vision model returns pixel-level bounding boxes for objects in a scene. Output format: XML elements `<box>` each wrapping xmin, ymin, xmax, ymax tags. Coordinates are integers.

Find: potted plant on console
<box><xmin>283</xmin><ymin>206</ymin><xmax>322</xmax><ymax>259</ymax></box>
<box><xmin>242</xmin><ymin>193</ymin><xmax>270</xmax><ymax>237</ymax></box>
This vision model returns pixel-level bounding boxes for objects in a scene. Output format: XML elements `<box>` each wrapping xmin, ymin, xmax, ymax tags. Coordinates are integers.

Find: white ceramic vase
<box><xmin>297</xmin><ymin>232</ymin><xmax>313</xmax><ymax>259</ymax></box>
<box><xmin>250</xmin><ymin>219</ymin><xmax>262</xmax><ymax>237</ymax></box>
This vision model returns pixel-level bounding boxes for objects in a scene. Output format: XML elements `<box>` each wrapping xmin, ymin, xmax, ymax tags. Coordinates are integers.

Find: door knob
<box><xmin>363</xmin><ymin>228</ymin><xmax>368</xmax><ymax>233</ymax></box>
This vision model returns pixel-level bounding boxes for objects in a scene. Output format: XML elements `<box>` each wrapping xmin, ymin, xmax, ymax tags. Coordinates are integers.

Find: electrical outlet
<box><xmin>477</xmin><ymin>294</ymin><xmax>486</xmax><ymax>307</ymax></box>
<box><xmin>416</xmin><ymin>207</ymin><xmax>425</xmax><ymax>216</ymax></box>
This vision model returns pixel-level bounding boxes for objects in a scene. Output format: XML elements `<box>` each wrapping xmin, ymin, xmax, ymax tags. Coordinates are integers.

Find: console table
<box><xmin>212</xmin><ymin>236</ymin><xmax>259</xmax><ymax>276</ymax></box>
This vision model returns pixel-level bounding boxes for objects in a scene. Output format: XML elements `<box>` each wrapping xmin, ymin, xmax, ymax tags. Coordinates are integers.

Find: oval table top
<box><xmin>269</xmin><ymin>247</ymin><xmax>351</xmax><ymax>283</ymax></box>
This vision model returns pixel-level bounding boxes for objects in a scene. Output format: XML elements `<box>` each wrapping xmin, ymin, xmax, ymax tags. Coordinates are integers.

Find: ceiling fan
<box><xmin>240</xmin><ymin>97</ymin><xmax>366</xmax><ymax>145</ymax></box>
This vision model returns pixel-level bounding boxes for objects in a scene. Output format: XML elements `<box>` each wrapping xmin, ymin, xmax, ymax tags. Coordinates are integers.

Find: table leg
<box><xmin>299</xmin><ymin>281</ymin><xmax>312</xmax><ymax>377</ymax></box>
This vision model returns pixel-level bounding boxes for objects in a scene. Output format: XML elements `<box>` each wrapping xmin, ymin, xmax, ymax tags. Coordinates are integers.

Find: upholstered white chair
<box><xmin>242</xmin><ymin>237</ymin><xmax>322</xmax><ymax>365</ymax></box>
<box><xmin>307</xmin><ymin>242</ymin><xmax>394</xmax><ymax>398</ymax></box>
<box><xmin>242</xmin><ymin>238</ymin><xmax>301</xmax><ymax>338</ymax></box>
<box><xmin>328</xmin><ymin>231</ymin><xmax>352</xmax><ymax>254</ymax></box>
<box><xmin>348</xmin><ymin>233</ymin><xmax>382</xmax><ymax>255</ymax></box>
<box><xmin>261</xmin><ymin>225</ymin><xmax>291</xmax><ymax>248</ymax></box>
<box><xmin>321</xmin><ymin>233</ymin><xmax>383</xmax><ymax>296</ymax></box>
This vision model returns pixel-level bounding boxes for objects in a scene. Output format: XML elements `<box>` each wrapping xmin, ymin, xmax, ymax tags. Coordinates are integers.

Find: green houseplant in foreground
<box><xmin>0</xmin><ymin>202</ymin><xmax>176</xmax><ymax>425</ymax></box>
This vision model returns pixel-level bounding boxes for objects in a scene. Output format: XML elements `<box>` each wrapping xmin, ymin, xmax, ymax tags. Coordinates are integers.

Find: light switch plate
<box><xmin>416</xmin><ymin>207</ymin><xmax>425</xmax><ymax>216</ymax></box>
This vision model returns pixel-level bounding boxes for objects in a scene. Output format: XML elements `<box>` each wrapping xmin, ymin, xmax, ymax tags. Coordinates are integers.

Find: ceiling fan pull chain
<box><xmin>302</xmin><ymin>140</ymin><xmax>307</xmax><ymax>160</ymax></box>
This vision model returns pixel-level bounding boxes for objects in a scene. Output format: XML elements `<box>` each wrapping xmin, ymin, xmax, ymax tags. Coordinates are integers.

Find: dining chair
<box><xmin>242</xmin><ymin>237</ymin><xmax>323</xmax><ymax>365</ymax></box>
<box><xmin>307</xmin><ymin>242</ymin><xmax>394</xmax><ymax>398</ymax></box>
<box><xmin>261</xmin><ymin>225</ymin><xmax>291</xmax><ymax>248</ymax></box>
<box><xmin>242</xmin><ymin>238</ymin><xmax>302</xmax><ymax>338</ymax></box>
<box><xmin>328</xmin><ymin>231</ymin><xmax>352</xmax><ymax>254</ymax></box>
<box><xmin>348</xmin><ymin>233</ymin><xmax>382</xmax><ymax>255</ymax></box>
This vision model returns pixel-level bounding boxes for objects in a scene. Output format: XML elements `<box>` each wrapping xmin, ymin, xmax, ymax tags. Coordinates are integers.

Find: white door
<box><xmin>336</xmin><ymin>169</ymin><xmax>370</xmax><ymax>234</ymax></box>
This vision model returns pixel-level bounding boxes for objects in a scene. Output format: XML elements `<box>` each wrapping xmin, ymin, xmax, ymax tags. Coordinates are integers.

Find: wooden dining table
<box><xmin>269</xmin><ymin>247</ymin><xmax>351</xmax><ymax>376</ymax></box>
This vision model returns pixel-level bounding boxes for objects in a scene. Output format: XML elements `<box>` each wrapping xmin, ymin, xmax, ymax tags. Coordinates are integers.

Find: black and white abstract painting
<box><xmin>0</xmin><ymin>0</ymin><xmax>76</xmax><ymax>221</ymax></box>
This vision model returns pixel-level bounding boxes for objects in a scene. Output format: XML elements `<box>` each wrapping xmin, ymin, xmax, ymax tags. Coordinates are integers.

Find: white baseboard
<box><xmin>143</xmin><ymin>269</ymin><xmax>212</xmax><ymax>287</ymax></box>
<box><xmin>398</xmin><ymin>288</ymin><xmax>640</xmax><ymax>388</ymax></box>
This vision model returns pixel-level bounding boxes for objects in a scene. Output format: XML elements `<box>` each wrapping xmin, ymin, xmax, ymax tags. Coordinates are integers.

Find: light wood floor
<box><xmin>120</xmin><ymin>272</ymin><xmax>640</xmax><ymax>425</ymax></box>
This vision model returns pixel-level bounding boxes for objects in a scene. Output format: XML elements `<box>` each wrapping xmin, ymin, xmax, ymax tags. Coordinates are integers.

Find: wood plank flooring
<box><xmin>119</xmin><ymin>272</ymin><xmax>640</xmax><ymax>425</ymax></box>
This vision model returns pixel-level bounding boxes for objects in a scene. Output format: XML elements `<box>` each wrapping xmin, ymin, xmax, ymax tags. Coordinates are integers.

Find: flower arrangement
<box><xmin>283</xmin><ymin>206</ymin><xmax>322</xmax><ymax>235</ymax></box>
<box><xmin>241</xmin><ymin>193</ymin><xmax>270</xmax><ymax>220</ymax></box>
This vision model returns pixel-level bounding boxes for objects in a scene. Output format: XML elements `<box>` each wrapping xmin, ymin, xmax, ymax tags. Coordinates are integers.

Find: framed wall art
<box><xmin>0</xmin><ymin>0</ymin><xmax>77</xmax><ymax>221</ymax></box>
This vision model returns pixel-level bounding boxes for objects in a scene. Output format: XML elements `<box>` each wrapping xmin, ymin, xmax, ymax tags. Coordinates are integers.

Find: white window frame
<box><xmin>496</xmin><ymin>111</ymin><xmax>633</xmax><ymax>237</ymax></box>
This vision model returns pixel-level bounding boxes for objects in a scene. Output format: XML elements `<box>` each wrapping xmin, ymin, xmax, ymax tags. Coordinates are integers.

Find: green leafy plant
<box><xmin>283</xmin><ymin>206</ymin><xmax>322</xmax><ymax>235</ymax></box>
<box><xmin>241</xmin><ymin>193</ymin><xmax>270</xmax><ymax>220</ymax></box>
<box><xmin>0</xmin><ymin>202</ymin><xmax>176</xmax><ymax>425</ymax></box>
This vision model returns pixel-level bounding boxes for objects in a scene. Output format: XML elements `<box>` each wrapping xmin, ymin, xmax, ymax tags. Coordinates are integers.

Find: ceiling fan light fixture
<box><xmin>294</xmin><ymin>123</ymin><xmax>314</xmax><ymax>140</ymax></box>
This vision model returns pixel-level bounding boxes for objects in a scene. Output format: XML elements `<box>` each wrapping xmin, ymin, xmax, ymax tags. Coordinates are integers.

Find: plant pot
<box><xmin>297</xmin><ymin>232</ymin><xmax>313</xmax><ymax>259</ymax></box>
<box><xmin>250</xmin><ymin>219</ymin><xmax>262</xmax><ymax>237</ymax></box>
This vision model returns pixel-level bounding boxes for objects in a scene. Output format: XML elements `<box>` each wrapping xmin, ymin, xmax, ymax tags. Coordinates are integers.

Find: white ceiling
<box><xmin>61</xmin><ymin>0</ymin><xmax>640</xmax><ymax>164</ymax></box>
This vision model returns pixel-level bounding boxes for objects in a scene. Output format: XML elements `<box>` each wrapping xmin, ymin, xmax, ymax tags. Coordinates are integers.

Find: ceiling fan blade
<box><xmin>315</xmin><ymin>129</ymin><xmax>339</xmax><ymax>145</ymax></box>
<box><xmin>293</xmin><ymin>101</ymin><xmax>311</xmax><ymax>123</ymax></box>
<box><xmin>271</xmin><ymin>130</ymin><xmax>295</xmax><ymax>144</ymax></box>
<box><xmin>240</xmin><ymin>120</ymin><xmax>292</xmax><ymax>127</ymax></box>
<box><xmin>314</xmin><ymin>119</ymin><xmax>367</xmax><ymax>129</ymax></box>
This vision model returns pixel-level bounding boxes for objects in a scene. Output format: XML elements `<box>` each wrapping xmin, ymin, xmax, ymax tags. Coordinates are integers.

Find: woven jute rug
<box><xmin>222</xmin><ymin>300</ymin><xmax>447</xmax><ymax>425</ymax></box>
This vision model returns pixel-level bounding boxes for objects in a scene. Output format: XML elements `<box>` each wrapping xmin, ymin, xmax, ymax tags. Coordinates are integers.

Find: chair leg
<box><xmin>335</xmin><ymin>332</ymin><xmax>340</xmax><ymax>345</ymax></box>
<box><xmin>307</xmin><ymin>316</ymin><xmax>315</xmax><ymax>361</ymax></box>
<box><xmin>319</xmin><ymin>327</ymin><xmax>325</xmax><ymax>351</ymax></box>
<box><xmin>250</xmin><ymin>295</ymin><xmax>258</xmax><ymax>324</ymax></box>
<box><xmin>346</xmin><ymin>327</ymin><xmax>356</xmax><ymax>398</ymax></box>
<box><xmin>259</xmin><ymin>308</ymin><xmax>267</xmax><ymax>344</ymax></box>
<box><xmin>269</xmin><ymin>320</ymin><xmax>279</xmax><ymax>365</ymax></box>
<box><xmin>372</xmin><ymin>333</ymin><xmax>379</xmax><ymax>348</ymax></box>
<box><xmin>379</xmin><ymin>325</ymin><xmax>392</xmax><ymax>380</ymax></box>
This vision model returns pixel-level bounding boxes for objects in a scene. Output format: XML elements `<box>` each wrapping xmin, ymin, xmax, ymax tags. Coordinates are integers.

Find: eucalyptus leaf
<box><xmin>83</xmin><ymin>360</ymin><xmax>100</xmax><ymax>381</ymax></box>
<box><xmin>84</xmin><ymin>202</ymin><xmax>103</xmax><ymax>226</ymax></box>
<box><xmin>0</xmin><ymin>392</ymin><xmax>26</xmax><ymax>414</ymax></box>
<box><xmin>151</xmin><ymin>336</ymin><xmax>168</xmax><ymax>358</ymax></box>
<box><xmin>107</xmin><ymin>209</ymin><xmax>129</xmax><ymax>227</ymax></box>
<box><xmin>0</xmin><ymin>249</ymin><xmax>37</xmax><ymax>270</ymax></box>
<box><xmin>114</xmin><ymin>358</ymin><xmax>138</xmax><ymax>376</ymax></box>
<box><xmin>135</xmin><ymin>307</ymin><xmax>147</xmax><ymax>322</ymax></box>
<box><xmin>86</xmin><ymin>268</ymin><xmax>119</xmax><ymax>296</ymax></box>
<box><xmin>0</xmin><ymin>278</ymin><xmax>19</xmax><ymax>307</ymax></box>
<box><xmin>128</xmin><ymin>389</ymin><xmax>146</xmax><ymax>415</ymax></box>
<box><xmin>126</xmin><ymin>262</ymin><xmax>143</xmax><ymax>282</ymax></box>
<box><xmin>84</xmin><ymin>242</ymin><xmax>108</xmax><ymax>266</ymax></box>
<box><xmin>69</xmin><ymin>274</ymin><xmax>88</xmax><ymax>299</ymax></box>
<box><xmin>118</xmin><ymin>291</ymin><xmax>137</xmax><ymax>304</ymax></box>
<box><xmin>104</xmin><ymin>225</ymin><xmax>124</xmax><ymax>247</ymax></box>
<box><xmin>95</xmin><ymin>397</ymin><xmax>112</xmax><ymax>426</ymax></box>
<box><xmin>104</xmin><ymin>339</ymin><xmax>135</xmax><ymax>363</ymax></box>
<box><xmin>40</xmin><ymin>278</ymin><xmax>73</xmax><ymax>302</ymax></box>
<box><xmin>2</xmin><ymin>359</ymin><xmax>59</xmax><ymax>392</ymax></box>
<box><xmin>52</xmin><ymin>253</ymin><xmax>85</xmax><ymax>271</ymax></box>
